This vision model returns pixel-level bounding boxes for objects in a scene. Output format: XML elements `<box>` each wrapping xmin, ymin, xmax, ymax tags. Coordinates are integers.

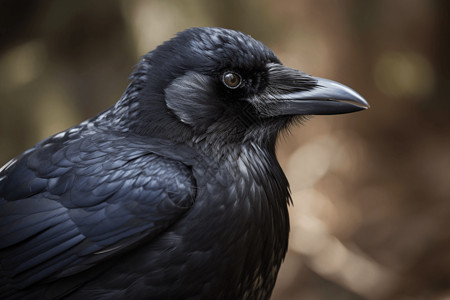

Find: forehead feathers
<box><xmin>180</xmin><ymin>27</ymin><xmax>279</xmax><ymax>68</ymax></box>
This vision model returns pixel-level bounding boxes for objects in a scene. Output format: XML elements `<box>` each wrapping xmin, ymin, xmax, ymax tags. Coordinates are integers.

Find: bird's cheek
<box><xmin>165</xmin><ymin>72</ymin><xmax>224</xmax><ymax>131</ymax></box>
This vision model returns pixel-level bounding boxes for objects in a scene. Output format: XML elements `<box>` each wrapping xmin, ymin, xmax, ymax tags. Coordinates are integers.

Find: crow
<box><xmin>0</xmin><ymin>27</ymin><xmax>368</xmax><ymax>299</ymax></box>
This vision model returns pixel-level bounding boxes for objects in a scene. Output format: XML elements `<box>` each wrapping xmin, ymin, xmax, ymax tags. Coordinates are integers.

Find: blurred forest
<box><xmin>1</xmin><ymin>0</ymin><xmax>449</xmax><ymax>299</ymax></box>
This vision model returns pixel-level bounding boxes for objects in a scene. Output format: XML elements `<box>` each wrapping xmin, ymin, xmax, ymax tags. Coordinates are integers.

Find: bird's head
<box><xmin>119</xmin><ymin>27</ymin><xmax>368</xmax><ymax>148</ymax></box>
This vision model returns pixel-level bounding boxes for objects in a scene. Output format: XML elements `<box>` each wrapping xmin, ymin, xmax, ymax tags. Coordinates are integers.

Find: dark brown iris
<box><xmin>222</xmin><ymin>72</ymin><xmax>242</xmax><ymax>89</ymax></box>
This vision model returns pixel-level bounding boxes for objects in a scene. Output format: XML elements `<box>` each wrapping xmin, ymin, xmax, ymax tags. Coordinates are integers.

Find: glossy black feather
<box><xmin>0</xmin><ymin>133</ymin><xmax>198</xmax><ymax>298</ymax></box>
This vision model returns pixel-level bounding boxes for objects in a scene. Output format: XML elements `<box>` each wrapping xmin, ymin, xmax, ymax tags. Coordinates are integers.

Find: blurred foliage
<box><xmin>0</xmin><ymin>0</ymin><xmax>449</xmax><ymax>299</ymax></box>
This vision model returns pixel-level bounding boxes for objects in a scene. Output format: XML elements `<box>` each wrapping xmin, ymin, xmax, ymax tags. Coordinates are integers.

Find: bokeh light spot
<box><xmin>374</xmin><ymin>51</ymin><xmax>435</xmax><ymax>98</ymax></box>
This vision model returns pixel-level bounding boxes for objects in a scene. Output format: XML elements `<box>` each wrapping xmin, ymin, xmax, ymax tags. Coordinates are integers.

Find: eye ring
<box><xmin>222</xmin><ymin>72</ymin><xmax>242</xmax><ymax>89</ymax></box>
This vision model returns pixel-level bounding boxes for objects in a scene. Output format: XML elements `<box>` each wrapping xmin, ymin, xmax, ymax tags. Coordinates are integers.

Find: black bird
<box><xmin>0</xmin><ymin>27</ymin><xmax>368</xmax><ymax>299</ymax></box>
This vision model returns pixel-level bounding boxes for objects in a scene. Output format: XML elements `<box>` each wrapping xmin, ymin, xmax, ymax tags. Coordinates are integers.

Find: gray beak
<box><xmin>264</xmin><ymin>64</ymin><xmax>369</xmax><ymax>115</ymax></box>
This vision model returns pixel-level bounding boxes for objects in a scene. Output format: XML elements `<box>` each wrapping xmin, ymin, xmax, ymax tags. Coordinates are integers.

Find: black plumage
<box><xmin>0</xmin><ymin>27</ymin><xmax>368</xmax><ymax>299</ymax></box>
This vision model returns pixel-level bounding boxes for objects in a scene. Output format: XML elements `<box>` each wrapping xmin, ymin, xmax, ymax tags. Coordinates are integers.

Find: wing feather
<box><xmin>0</xmin><ymin>135</ymin><xmax>197</xmax><ymax>292</ymax></box>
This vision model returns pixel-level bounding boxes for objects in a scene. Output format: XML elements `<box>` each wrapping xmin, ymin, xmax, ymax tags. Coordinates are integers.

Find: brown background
<box><xmin>1</xmin><ymin>1</ymin><xmax>449</xmax><ymax>299</ymax></box>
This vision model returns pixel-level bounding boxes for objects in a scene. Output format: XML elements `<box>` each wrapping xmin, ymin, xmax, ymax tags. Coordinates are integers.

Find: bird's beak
<box><xmin>263</xmin><ymin>64</ymin><xmax>369</xmax><ymax>116</ymax></box>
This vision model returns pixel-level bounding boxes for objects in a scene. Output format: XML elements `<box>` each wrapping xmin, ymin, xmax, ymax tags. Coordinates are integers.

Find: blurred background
<box><xmin>0</xmin><ymin>0</ymin><xmax>449</xmax><ymax>299</ymax></box>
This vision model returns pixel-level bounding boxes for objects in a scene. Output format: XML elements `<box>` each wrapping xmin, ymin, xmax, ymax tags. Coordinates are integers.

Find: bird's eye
<box><xmin>222</xmin><ymin>72</ymin><xmax>242</xmax><ymax>89</ymax></box>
